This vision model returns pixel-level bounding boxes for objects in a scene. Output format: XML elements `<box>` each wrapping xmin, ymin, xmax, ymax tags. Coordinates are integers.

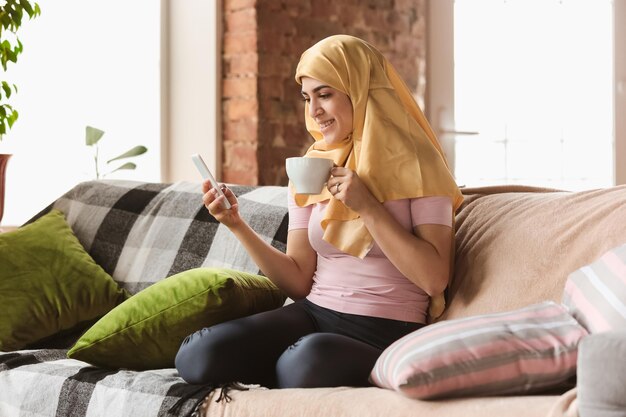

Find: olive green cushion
<box><xmin>67</xmin><ymin>267</ymin><xmax>286</xmax><ymax>370</ymax></box>
<box><xmin>0</xmin><ymin>209</ymin><xmax>130</xmax><ymax>351</ymax></box>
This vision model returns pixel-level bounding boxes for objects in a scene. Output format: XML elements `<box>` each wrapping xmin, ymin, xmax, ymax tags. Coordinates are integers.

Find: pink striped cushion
<box><xmin>370</xmin><ymin>302</ymin><xmax>587</xmax><ymax>400</ymax></box>
<box><xmin>562</xmin><ymin>243</ymin><xmax>626</xmax><ymax>333</ymax></box>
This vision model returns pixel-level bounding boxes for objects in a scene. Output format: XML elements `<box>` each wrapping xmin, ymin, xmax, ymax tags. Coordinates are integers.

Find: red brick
<box><xmin>386</xmin><ymin>10</ymin><xmax>411</xmax><ymax>33</ymax></box>
<box><xmin>393</xmin><ymin>0</ymin><xmax>413</xmax><ymax>12</ymax></box>
<box><xmin>283</xmin><ymin>123</ymin><xmax>310</xmax><ymax>147</ymax></box>
<box><xmin>224</xmin><ymin>0</ymin><xmax>256</xmax><ymax>12</ymax></box>
<box><xmin>223</xmin><ymin>141</ymin><xmax>259</xmax><ymax>170</ymax></box>
<box><xmin>258</xmin><ymin>76</ymin><xmax>284</xmax><ymax>99</ymax></box>
<box><xmin>223</xmin><ymin>168</ymin><xmax>259</xmax><ymax>185</ymax></box>
<box><xmin>256</xmin><ymin>0</ymin><xmax>282</xmax><ymax>12</ymax></box>
<box><xmin>223</xmin><ymin>77</ymin><xmax>257</xmax><ymax>98</ymax></box>
<box><xmin>364</xmin><ymin>10</ymin><xmax>387</xmax><ymax>28</ymax></box>
<box><xmin>224</xmin><ymin>98</ymin><xmax>259</xmax><ymax>121</ymax></box>
<box><xmin>256</xmin><ymin>9</ymin><xmax>293</xmax><ymax>34</ymax></box>
<box><xmin>309</xmin><ymin>0</ymin><xmax>338</xmax><ymax>18</ymax></box>
<box><xmin>223</xmin><ymin>118</ymin><xmax>258</xmax><ymax>142</ymax></box>
<box><xmin>224</xmin><ymin>53</ymin><xmax>259</xmax><ymax>75</ymax></box>
<box><xmin>257</xmin><ymin>53</ymin><xmax>292</xmax><ymax>76</ymax></box>
<box><xmin>225</xmin><ymin>8</ymin><xmax>257</xmax><ymax>32</ymax></box>
<box><xmin>282</xmin><ymin>0</ymin><xmax>311</xmax><ymax>17</ymax></box>
<box><xmin>223</xmin><ymin>32</ymin><xmax>257</xmax><ymax>54</ymax></box>
<box><xmin>257</xmin><ymin>30</ymin><xmax>288</xmax><ymax>52</ymax></box>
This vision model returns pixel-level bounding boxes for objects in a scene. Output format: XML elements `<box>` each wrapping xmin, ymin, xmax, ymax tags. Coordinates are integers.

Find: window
<box><xmin>2</xmin><ymin>0</ymin><xmax>161</xmax><ymax>226</ymax></box>
<box><xmin>428</xmin><ymin>0</ymin><xmax>623</xmax><ymax>191</ymax></box>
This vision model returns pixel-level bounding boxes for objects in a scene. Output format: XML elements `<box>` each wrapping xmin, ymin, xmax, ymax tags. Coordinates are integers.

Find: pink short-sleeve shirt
<box><xmin>288</xmin><ymin>191</ymin><xmax>453</xmax><ymax>324</ymax></box>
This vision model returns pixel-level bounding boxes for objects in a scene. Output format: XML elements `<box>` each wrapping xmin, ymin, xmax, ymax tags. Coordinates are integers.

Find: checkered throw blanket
<box><xmin>42</xmin><ymin>179</ymin><xmax>288</xmax><ymax>294</ymax></box>
<box><xmin>0</xmin><ymin>180</ymin><xmax>289</xmax><ymax>417</ymax></box>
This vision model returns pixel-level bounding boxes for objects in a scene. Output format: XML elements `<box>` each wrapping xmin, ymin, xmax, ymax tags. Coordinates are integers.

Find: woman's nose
<box><xmin>309</xmin><ymin>99</ymin><xmax>323</xmax><ymax>117</ymax></box>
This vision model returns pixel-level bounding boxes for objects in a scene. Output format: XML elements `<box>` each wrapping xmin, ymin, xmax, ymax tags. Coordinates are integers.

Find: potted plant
<box><xmin>0</xmin><ymin>0</ymin><xmax>41</xmax><ymax>224</ymax></box>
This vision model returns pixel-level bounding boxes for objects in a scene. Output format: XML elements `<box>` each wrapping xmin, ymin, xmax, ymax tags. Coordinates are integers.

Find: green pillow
<box><xmin>67</xmin><ymin>267</ymin><xmax>286</xmax><ymax>370</ymax></box>
<box><xmin>0</xmin><ymin>210</ymin><xmax>130</xmax><ymax>351</ymax></box>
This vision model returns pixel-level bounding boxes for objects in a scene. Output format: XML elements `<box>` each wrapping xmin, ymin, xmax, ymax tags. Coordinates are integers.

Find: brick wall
<box><xmin>222</xmin><ymin>0</ymin><xmax>426</xmax><ymax>185</ymax></box>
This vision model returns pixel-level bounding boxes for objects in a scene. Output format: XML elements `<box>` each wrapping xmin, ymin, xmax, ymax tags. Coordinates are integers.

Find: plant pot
<box><xmin>0</xmin><ymin>153</ymin><xmax>11</xmax><ymax>225</ymax></box>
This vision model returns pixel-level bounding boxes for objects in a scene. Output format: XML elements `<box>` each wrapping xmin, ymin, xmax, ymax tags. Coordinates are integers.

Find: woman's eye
<box><xmin>301</xmin><ymin>97</ymin><xmax>310</xmax><ymax>102</ymax></box>
<box><xmin>319</xmin><ymin>93</ymin><xmax>331</xmax><ymax>99</ymax></box>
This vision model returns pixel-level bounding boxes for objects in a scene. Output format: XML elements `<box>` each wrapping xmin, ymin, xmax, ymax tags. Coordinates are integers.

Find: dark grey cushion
<box><xmin>578</xmin><ymin>331</ymin><xmax>626</xmax><ymax>417</ymax></box>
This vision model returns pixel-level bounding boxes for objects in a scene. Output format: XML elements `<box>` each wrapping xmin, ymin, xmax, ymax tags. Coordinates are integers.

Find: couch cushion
<box><xmin>37</xmin><ymin>180</ymin><xmax>289</xmax><ymax>295</ymax></box>
<box><xmin>446</xmin><ymin>185</ymin><xmax>626</xmax><ymax>320</ymax></box>
<box><xmin>562</xmin><ymin>243</ymin><xmax>626</xmax><ymax>333</ymax></box>
<box><xmin>67</xmin><ymin>267</ymin><xmax>286</xmax><ymax>370</ymax></box>
<box><xmin>577</xmin><ymin>332</ymin><xmax>626</xmax><ymax>417</ymax></box>
<box><xmin>0</xmin><ymin>209</ymin><xmax>129</xmax><ymax>351</ymax></box>
<box><xmin>370</xmin><ymin>301</ymin><xmax>586</xmax><ymax>400</ymax></box>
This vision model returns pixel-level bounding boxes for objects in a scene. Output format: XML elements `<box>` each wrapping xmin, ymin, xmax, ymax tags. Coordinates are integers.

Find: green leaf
<box><xmin>7</xmin><ymin>8</ymin><xmax>22</xmax><ymax>26</ymax></box>
<box><xmin>20</xmin><ymin>0</ymin><xmax>34</xmax><ymax>17</ymax></box>
<box><xmin>0</xmin><ymin>14</ymin><xmax>11</xmax><ymax>30</ymax></box>
<box><xmin>2</xmin><ymin>81</ymin><xmax>11</xmax><ymax>98</ymax></box>
<box><xmin>109</xmin><ymin>162</ymin><xmax>137</xmax><ymax>174</ymax></box>
<box><xmin>8</xmin><ymin>109</ymin><xmax>18</xmax><ymax>127</ymax></box>
<box><xmin>85</xmin><ymin>125</ymin><xmax>105</xmax><ymax>146</ymax></box>
<box><xmin>6</xmin><ymin>48</ymin><xmax>17</xmax><ymax>63</ymax></box>
<box><xmin>106</xmin><ymin>145</ymin><xmax>148</xmax><ymax>163</ymax></box>
<box><xmin>0</xmin><ymin>106</ymin><xmax>6</xmax><ymax>118</ymax></box>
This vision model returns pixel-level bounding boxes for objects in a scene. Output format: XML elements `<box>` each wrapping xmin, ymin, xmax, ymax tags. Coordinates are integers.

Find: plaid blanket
<box><xmin>36</xmin><ymin>180</ymin><xmax>288</xmax><ymax>294</ymax></box>
<box><xmin>1</xmin><ymin>180</ymin><xmax>289</xmax><ymax>417</ymax></box>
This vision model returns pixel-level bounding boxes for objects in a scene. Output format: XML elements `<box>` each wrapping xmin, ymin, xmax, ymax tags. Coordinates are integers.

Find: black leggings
<box><xmin>175</xmin><ymin>299</ymin><xmax>423</xmax><ymax>388</ymax></box>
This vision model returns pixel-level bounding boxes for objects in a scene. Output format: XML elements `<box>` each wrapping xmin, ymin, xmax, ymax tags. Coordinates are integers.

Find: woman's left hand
<box><xmin>327</xmin><ymin>167</ymin><xmax>378</xmax><ymax>212</ymax></box>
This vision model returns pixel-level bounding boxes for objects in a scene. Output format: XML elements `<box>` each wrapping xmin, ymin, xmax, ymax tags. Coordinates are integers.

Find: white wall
<box><xmin>616</xmin><ymin>0</ymin><xmax>626</xmax><ymax>184</ymax></box>
<box><xmin>161</xmin><ymin>0</ymin><xmax>220</xmax><ymax>183</ymax></box>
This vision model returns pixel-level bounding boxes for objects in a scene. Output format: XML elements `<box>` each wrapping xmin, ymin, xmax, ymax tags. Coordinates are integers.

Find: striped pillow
<box><xmin>370</xmin><ymin>302</ymin><xmax>587</xmax><ymax>400</ymax></box>
<box><xmin>562</xmin><ymin>243</ymin><xmax>626</xmax><ymax>333</ymax></box>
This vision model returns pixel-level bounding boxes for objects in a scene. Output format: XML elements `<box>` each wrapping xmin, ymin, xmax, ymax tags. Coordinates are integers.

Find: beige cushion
<box><xmin>443</xmin><ymin>185</ymin><xmax>626</xmax><ymax>321</ymax></box>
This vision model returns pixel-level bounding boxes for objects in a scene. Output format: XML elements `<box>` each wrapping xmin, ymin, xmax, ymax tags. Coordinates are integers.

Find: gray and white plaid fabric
<box><xmin>1</xmin><ymin>179</ymin><xmax>289</xmax><ymax>417</ymax></box>
<box><xmin>46</xmin><ymin>180</ymin><xmax>288</xmax><ymax>294</ymax></box>
<box><xmin>0</xmin><ymin>350</ymin><xmax>208</xmax><ymax>416</ymax></box>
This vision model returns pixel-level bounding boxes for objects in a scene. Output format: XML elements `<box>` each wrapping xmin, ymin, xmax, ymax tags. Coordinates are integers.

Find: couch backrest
<box><xmin>44</xmin><ymin>180</ymin><xmax>626</xmax><ymax>321</ymax></box>
<box><xmin>46</xmin><ymin>180</ymin><xmax>289</xmax><ymax>294</ymax></box>
<box><xmin>443</xmin><ymin>184</ymin><xmax>626</xmax><ymax>321</ymax></box>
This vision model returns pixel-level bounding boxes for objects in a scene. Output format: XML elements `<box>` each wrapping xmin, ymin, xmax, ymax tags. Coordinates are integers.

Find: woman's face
<box><xmin>300</xmin><ymin>77</ymin><xmax>353</xmax><ymax>145</ymax></box>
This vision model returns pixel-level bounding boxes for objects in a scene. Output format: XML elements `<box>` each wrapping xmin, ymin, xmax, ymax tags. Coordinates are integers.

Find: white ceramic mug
<box><xmin>286</xmin><ymin>157</ymin><xmax>334</xmax><ymax>195</ymax></box>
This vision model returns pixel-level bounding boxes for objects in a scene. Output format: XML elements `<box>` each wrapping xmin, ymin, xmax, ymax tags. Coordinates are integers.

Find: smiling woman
<box><xmin>2</xmin><ymin>0</ymin><xmax>160</xmax><ymax>226</ymax></box>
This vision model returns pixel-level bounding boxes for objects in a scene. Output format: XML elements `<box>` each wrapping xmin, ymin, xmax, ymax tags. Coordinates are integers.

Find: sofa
<box><xmin>1</xmin><ymin>179</ymin><xmax>626</xmax><ymax>417</ymax></box>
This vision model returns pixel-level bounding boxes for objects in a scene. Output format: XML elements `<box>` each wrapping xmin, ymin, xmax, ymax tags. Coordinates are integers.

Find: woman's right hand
<box><xmin>201</xmin><ymin>180</ymin><xmax>241</xmax><ymax>228</ymax></box>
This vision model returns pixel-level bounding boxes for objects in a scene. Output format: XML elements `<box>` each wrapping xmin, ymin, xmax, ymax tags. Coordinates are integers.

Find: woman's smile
<box><xmin>318</xmin><ymin>119</ymin><xmax>335</xmax><ymax>131</ymax></box>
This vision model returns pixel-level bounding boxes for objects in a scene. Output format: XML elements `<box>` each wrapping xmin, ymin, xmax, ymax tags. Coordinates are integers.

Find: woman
<box><xmin>175</xmin><ymin>35</ymin><xmax>463</xmax><ymax>389</ymax></box>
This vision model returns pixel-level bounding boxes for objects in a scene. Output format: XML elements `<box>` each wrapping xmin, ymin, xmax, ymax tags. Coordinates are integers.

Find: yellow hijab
<box><xmin>294</xmin><ymin>35</ymin><xmax>463</xmax><ymax>260</ymax></box>
<box><xmin>295</xmin><ymin>35</ymin><xmax>463</xmax><ymax>319</ymax></box>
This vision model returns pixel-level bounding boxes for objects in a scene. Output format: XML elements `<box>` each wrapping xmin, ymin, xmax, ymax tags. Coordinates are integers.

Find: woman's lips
<box><xmin>319</xmin><ymin>119</ymin><xmax>335</xmax><ymax>131</ymax></box>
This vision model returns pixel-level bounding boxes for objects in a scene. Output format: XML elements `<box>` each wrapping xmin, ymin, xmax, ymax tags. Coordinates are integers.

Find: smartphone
<box><xmin>191</xmin><ymin>153</ymin><xmax>232</xmax><ymax>209</ymax></box>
